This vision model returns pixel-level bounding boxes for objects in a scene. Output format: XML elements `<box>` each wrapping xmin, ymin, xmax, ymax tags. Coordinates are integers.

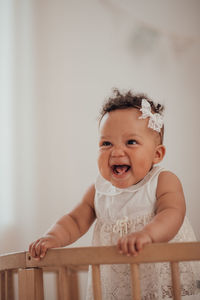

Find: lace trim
<box><xmin>86</xmin><ymin>262</ymin><xmax>200</xmax><ymax>300</ymax></box>
<box><xmin>88</xmin><ymin>214</ymin><xmax>200</xmax><ymax>299</ymax></box>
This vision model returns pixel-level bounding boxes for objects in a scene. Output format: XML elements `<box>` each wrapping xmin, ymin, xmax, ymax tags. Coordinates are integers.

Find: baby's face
<box><xmin>98</xmin><ymin>108</ymin><xmax>165</xmax><ymax>188</ymax></box>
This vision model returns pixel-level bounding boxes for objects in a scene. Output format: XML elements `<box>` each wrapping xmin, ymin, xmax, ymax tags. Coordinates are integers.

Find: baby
<box><xmin>29</xmin><ymin>89</ymin><xmax>199</xmax><ymax>299</ymax></box>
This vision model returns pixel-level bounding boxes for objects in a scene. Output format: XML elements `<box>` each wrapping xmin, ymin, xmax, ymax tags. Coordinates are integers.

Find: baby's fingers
<box><xmin>118</xmin><ymin>237</ymin><xmax>136</xmax><ymax>256</ymax></box>
<box><xmin>39</xmin><ymin>241</ymin><xmax>49</xmax><ymax>258</ymax></box>
<box><xmin>29</xmin><ymin>239</ymin><xmax>48</xmax><ymax>259</ymax></box>
<box><xmin>29</xmin><ymin>240</ymin><xmax>40</xmax><ymax>258</ymax></box>
<box><xmin>127</xmin><ymin>239</ymin><xmax>138</xmax><ymax>256</ymax></box>
<box><xmin>135</xmin><ymin>238</ymin><xmax>144</xmax><ymax>253</ymax></box>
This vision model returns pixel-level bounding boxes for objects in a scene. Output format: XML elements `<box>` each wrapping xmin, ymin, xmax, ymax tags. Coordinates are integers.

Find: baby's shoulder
<box><xmin>157</xmin><ymin>170</ymin><xmax>183</xmax><ymax>196</ymax></box>
<box><xmin>158</xmin><ymin>170</ymin><xmax>182</xmax><ymax>185</ymax></box>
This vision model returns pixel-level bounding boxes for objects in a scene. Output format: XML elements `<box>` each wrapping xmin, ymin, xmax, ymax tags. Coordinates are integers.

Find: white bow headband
<box><xmin>139</xmin><ymin>99</ymin><xmax>164</xmax><ymax>133</ymax></box>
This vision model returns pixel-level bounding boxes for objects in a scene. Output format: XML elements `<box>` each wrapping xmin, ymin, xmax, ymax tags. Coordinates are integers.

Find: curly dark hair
<box><xmin>99</xmin><ymin>88</ymin><xmax>164</xmax><ymax>143</ymax></box>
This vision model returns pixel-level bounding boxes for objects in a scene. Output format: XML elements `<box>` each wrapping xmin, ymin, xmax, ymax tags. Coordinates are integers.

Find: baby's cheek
<box><xmin>98</xmin><ymin>155</ymin><xmax>106</xmax><ymax>173</ymax></box>
<box><xmin>97</xmin><ymin>154</ymin><xmax>103</xmax><ymax>170</ymax></box>
<box><xmin>137</xmin><ymin>158</ymin><xmax>146</xmax><ymax>168</ymax></box>
<box><xmin>98</xmin><ymin>156</ymin><xmax>110</xmax><ymax>181</ymax></box>
<box><xmin>137</xmin><ymin>159</ymin><xmax>151</xmax><ymax>175</ymax></box>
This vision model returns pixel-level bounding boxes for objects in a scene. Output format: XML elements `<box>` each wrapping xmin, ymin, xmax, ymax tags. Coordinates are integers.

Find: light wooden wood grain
<box><xmin>92</xmin><ymin>265</ymin><xmax>102</xmax><ymax>300</ymax></box>
<box><xmin>171</xmin><ymin>262</ymin><xmax>181</xmax><ymax>300</ymax></box>
<box><xmin>0</xmin><ymin>242</ymin><xmax>200</xmax><ymax>300</ymax></box>
<box><xmin>18</xmin><ymin>268</ymin><xmax>44</xmax><ymax>300</ymax></box>
<box><xmin>130</xmin><ymin>264</ymin><xmax>141</xmax><ymax>300</ymax></box>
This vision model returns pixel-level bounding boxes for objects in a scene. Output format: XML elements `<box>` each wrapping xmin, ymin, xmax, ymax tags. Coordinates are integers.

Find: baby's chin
<box><xmin>109</xmin><ymin>176</ymin><xmax>136</xmax><ymax>189</ymax></box>
<box><xmin>99</xmin><ymin>169</ymin><xmax>140</xmax><ymax>189</ymax></box>
<box><xmin>109</xmin><ymin>174</ymin><xmax>144</xmax><ymax>189</ymax></box>
<box><xmin>111</xmin><ymin>181</ymin><xmax>133</xmax><ymax>189</ymax></box>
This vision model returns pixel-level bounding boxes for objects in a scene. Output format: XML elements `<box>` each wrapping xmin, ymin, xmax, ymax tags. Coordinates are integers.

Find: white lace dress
<box><xmin>86</xmin><ymin>166</ymin><xmax>200</xmax><ymax>300</ymax></box>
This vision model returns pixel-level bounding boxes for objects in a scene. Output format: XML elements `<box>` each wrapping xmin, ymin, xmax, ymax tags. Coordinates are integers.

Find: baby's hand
<box><xmin>29</xmin><ymin>235</ymin><xmax>61</xmax><ymax>260</ymax></box>
<box><xmin>117</xmin><ymin>230</ymin><xmax>152</xmax><ymax>256</ymax></box>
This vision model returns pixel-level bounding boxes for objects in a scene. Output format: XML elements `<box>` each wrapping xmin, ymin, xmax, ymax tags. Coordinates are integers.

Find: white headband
<box><xmin>139</xmin><ymin>99</ymin><xmax>164</xmax><ymax>133</ymax></box>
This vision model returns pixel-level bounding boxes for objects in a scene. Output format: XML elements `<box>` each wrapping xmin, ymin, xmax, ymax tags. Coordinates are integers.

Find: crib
<box><xmin>0</xmin><ymin>242</ymin><xmax>200</xmax><ymax>300</ymax></box>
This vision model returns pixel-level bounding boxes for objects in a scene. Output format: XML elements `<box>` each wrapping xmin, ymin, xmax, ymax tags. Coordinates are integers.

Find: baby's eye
<box><xmin>101</xmin><ymin>141</ymin><xmax>112</xmax><ymax>147</ymax></box>
<box><xmin>127</xmin><ymin>139</ymin><xmax>137</xmax><ymax>145</ymax></box>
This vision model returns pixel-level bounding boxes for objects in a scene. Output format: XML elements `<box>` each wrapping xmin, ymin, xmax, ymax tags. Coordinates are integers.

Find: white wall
<box><xmin>1</xmin><ymin>0</ymin><xmax>200</xmax><ymax>299</ymax></box>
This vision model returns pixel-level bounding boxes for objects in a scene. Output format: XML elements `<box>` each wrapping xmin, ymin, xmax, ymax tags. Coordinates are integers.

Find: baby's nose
<box><xmin>111</xmin><ymin>145</ymin><xmax>126</xmax><ymax>157</ymax></box>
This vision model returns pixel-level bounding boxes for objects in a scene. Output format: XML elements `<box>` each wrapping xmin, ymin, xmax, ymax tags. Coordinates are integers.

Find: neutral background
<box><xmin>1</xmin><ymin>0</ymin><xmax>200</xmax><ymax>299</ymax></box>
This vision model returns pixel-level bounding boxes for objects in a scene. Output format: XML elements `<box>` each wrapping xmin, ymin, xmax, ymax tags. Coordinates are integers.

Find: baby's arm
<box><xmin>117</xmin><ymin>171</ymin><xmax>186</xmax><ymax>256</ymax></box>
<box><xmin>29</xmin><ymin>184</ymin><xmax>96</xmax><ymax>259</ymax></box>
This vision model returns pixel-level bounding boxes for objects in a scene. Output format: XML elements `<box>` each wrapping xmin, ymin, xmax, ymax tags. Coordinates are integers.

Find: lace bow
<box><xmin>139</xmin><ymin>99</ymin><xmax>164</xmax><ymax>133</ymax></box>
<box><xmin>113</xmin><ymin>216</ymin><xmax>131</xmax><ymax>237</ymax></box>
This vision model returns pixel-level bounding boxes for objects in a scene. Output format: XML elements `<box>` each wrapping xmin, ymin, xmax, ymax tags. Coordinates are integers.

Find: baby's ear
<box><xmin>153</xmin><ymin>144</ymin><xmax>166</xmax><ymax>164</ymax></box>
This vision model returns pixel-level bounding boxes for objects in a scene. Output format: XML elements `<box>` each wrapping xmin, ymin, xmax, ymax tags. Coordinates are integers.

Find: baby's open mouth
<box><xmin>111</xmin><ymin>165</ymin><xmax>131</xmax><ymax>175</ymax></box>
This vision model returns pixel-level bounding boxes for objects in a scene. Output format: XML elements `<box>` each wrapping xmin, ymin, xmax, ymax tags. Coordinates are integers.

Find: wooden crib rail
<box><xmin>0</xmin><ymin>242</ymin><xmax>200</xmax><ymax>300</ymax></box>
<box><xmin>26</xmin><ymin>241</ymin><xmax>200</xmax><ymax>267</ymax></box>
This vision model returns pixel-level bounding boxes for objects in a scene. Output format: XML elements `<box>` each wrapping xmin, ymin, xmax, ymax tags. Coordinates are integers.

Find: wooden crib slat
<box><xmin>170</xmin><ymin>262</ymin><xmax>181</xmax><ymax>300</ymax></box>
<box><xmin>0</xmin><ymin>272</ymin><xmax>5</xmax><ymax>300</ymax></box>
<box><xmin>92</xmin><ymin>265</ymin><xmax>102</xmax><ymax>300</ymax></box>
<box><xmin>5</xmin><ymin>271</ymin><xmax>14</xmax><ymax>300</ymax></box>
<box><xmin>69</xmin><ymin>270</ymin><xmax>79</xmax><ymax>300</ymax></box>
<box><xmin>57</xmin><ymin>267</ymin><xmax>71</xmax><ymax>300</ymax></box>
<box><xmin>57</xmin><ymin>267</ymin><xmax>79</xmax><ymax>300</ymax></box>
<box><xmin>130</xmin><ymin>264</ymin><xmax>141</xmax><ymax>300</ymax></box>
<box><xmin>18</xmin><ymin>268</ymin><xmax>44</xmax><ymax>300</ymax></box>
